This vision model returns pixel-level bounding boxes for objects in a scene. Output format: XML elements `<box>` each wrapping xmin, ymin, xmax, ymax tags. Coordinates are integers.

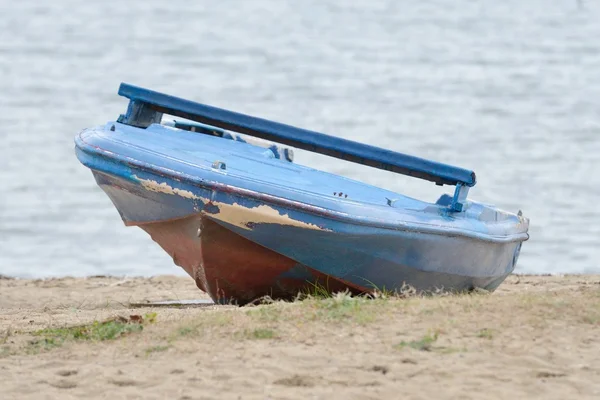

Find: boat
<box><xmin>74</xmin><ymin>83</ymin><xmax>530</xmax><ymax>304</ymax></box>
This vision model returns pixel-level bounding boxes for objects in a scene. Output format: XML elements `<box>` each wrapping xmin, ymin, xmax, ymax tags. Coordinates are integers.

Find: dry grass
<box><xmin>4</xmin><ymin>280</ymin><xmax>599</xmax><ymax>358</ymax></box>
<box><xmin>1</xmin><ymin>274</ymin><xmax>599</xmax><ymax>399</ymax></box>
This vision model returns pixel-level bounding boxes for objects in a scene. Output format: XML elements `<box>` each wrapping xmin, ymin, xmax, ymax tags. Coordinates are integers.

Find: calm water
<box><xmin>1</xmin><ymin>0</ymin><xmax>598</xmax><ymax>278</ymax></box>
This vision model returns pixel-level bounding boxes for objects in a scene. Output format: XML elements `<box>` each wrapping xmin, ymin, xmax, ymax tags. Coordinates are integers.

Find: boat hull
<box><xmin>88</xmin><ymin>168</ymin><xmax>524</xmax><ymax>304</ymax></box>
<box><xmin>140</xmin><ymin>215</ymin><xmax>364</xmax><ymax>304</ymax></box>
<box><xmin>73</xmin><ymin>116</ymin><xmax>529</xmax><ymax>304</ymax></box>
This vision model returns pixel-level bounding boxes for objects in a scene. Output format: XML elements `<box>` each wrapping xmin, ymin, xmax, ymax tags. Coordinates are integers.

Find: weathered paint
<box><xmin>89</xmin><ymin>170</ymin><xmax>523</xmax><ymax>298</ymax></box>
<box><xmin>140</xmin><ymin>215</ymin><xmax>363</xmax><ymax>304</ymax></box>
<box><xmin>135</xmin><ymin>175</ymin><xmax>201</xmax><ymax>200</ymax></box>
<box><xmin>72</xmin><ymin>83</ymin><xmax>530</xmax><ymax>303</ymax></box>
<box><xmin>132</xmin><ymin>175</ymin><xmax>331</xmax><ymax>232</ymax></box>
<box><xmin>135</xmin><ymin>210</ymin><xmax>519</xmax><ymax>303</ymax></box>
<box><xmin>75</xmin><ymin>131</ymin><xmax>528</xmax><ymax>244</ymax></box>
<box><xmin>205</xmin><ymin>202</ymin><xmax>331</xmax><ymax>232</ymax></box>
<box><xmin>75</xmin><ymin>123</ymin><xmax>528</xmax><ymax>298</ymax></box>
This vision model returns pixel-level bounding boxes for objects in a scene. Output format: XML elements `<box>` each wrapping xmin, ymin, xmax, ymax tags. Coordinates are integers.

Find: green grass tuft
<box><xmin>145</xmin><ymin>345</ymin><xmax>170</xmax><ymax>354</ymax></box>
<box><xmin>144</xmin><ymin>312</ymin><xmax>158</xmax><ymax>324</ymax></box>
<box><xmin>396</xmin><ymin>330</ymin><xmax>440</xmax><ymax>352</ymax></box>
<box><xmin>236</xmin><ymin>328</ymin><xmax>277</xmax><ymax>340</ymax></box>
<box><xmin>34</xmin><ymin>319</ymin><xmax>143</xmax><ymax>342</ymax></box>
<box><xmin>308</xmin><ymin>291</ymin><xmax>378</xmax><ymax>324</ymax></box>
<box><xmin>246</xmin><ymin>306</ymin><xmax>283</xmax><ymax>322</ymax></box>
<box><xmin>28</xmin><ymin>314</ymin><xmax>154</xmax><ymax>352</ymax></box>
<box><xmin>303</xmin><ymin>279</ymin><xmax>337</xmax><ymax>299</ymax></box>
<box><xmin>250</xmin><ymin>328</ymin><xmax>277</xmax><ymax>339</ymax></box>
<box><xmin>477</xmin><ymin>328</ymin><xmax>494</xmax><ymax>339</ymax></box>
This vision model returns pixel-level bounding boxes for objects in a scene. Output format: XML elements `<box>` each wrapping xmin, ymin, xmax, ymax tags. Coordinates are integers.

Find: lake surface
<box><xmin>1</xmin><ymin>0</ymin><xmax>598</xmax><ymax>278</ymax></box>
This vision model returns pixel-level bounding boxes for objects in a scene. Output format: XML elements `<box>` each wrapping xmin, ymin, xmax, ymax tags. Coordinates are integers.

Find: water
<box><xmin>1</xmin><ymin>0</ymin><xmax>598</xmax><ymax>278</ymax></box>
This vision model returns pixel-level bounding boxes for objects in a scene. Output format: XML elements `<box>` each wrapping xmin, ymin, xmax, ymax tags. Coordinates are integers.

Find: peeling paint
<box><xmin>133</xmin><ymin>175</ymin><xmax>201</xmax><ymax>199</ymax></box>
<box><xmin>212</xmin><ymin>202</ymin><xmax>331</xmax><ymax>232</ymax></box>
<box><xmin>132</xmin><ymin>175</ymin><xmax>330</xmax><ymax>232</ymax></box>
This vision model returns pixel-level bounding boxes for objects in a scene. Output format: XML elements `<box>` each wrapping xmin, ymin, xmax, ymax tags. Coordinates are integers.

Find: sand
<box><xmin>1</xmin><ymin>274</ymin><xmax>599</xmax><ymax>400</ymax></box>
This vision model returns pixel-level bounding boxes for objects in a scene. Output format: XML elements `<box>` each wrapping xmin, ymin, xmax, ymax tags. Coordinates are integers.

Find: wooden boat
<box><xmin>74</xmin><ymin>83</ymin><xmax>530</xmax><ymax>304</ymax></box>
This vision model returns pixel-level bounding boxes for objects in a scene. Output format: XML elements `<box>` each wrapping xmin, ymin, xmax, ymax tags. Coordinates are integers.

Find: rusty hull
<box><xmin>139</xmin><ymin>215</ymin><xmax>364</xmax><ymax>304</ymax></box>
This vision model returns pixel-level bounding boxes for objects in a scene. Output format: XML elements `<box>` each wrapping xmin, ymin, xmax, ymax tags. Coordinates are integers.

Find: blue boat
<box><xmin>74</xmin><ymin>83</ymin><xmax>529</xmax><ymax>304</ymax></box>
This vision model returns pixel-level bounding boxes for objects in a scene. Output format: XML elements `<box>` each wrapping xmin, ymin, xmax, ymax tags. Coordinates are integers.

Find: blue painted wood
<box><xmin>117</xmin><ymin>83</ymin><xmax>476</xmax><ymax>188</ymax></box>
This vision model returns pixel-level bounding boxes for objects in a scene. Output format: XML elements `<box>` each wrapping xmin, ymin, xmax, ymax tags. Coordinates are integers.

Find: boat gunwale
<box><xmin>74</xmin><ymin>129</ymin><xmax>530</xmax><ymax>245</ymax></box>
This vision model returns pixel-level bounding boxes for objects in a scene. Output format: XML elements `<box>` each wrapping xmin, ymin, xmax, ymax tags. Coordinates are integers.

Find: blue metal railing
<box><xmin>116</xmin><ymin>82</ymin><xmax>476</xmax><ymax>192</ymax></box>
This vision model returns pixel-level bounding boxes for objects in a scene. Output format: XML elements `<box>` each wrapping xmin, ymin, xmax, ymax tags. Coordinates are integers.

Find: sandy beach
<box><xmin>1</xmin><ymin>274</ymin><xmax>599</xmax><ymax>400</ymax></box>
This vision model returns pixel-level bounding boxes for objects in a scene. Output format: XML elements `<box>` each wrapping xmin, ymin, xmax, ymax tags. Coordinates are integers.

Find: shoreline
<box><xmin>1</xmin><ymin>274</ymin><xmax>599</xmax><ymax>399</ymax></box>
